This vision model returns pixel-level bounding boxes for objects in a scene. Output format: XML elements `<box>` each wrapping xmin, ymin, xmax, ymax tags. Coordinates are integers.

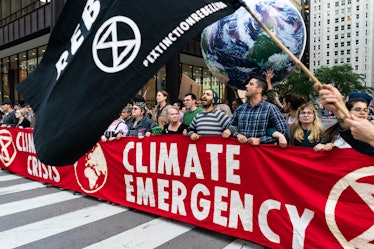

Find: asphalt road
<box><xmin>0</xmin><ymin>169</ymin><xmax>266</xmax><ymax>249</ymax></box>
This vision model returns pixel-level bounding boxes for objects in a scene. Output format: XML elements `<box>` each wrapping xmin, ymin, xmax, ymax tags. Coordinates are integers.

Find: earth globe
<box><xmin>201</xmin><ymin>0</ymin><xmax>306</xmax><ymax>90</ymax></box>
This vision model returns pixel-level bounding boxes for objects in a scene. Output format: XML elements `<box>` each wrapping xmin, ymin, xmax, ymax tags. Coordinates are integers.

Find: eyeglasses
<box><xmin>299</xmin><ymin>111</ymin><xmax>314</xmax><ymax>116</ymax></box>
<box><xmin>351</xmin><ymin>107</ymin><xmax>368</xmax><ymax>113</ymax></box>
<box><xmin>132</xmin><ymin>107</ymin><xmax>139</xmax><ymax>110</ymax></box>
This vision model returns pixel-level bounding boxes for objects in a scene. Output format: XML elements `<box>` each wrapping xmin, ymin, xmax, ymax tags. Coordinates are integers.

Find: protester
<box><xmin>128</xmin><ymin>102</ymin><xmax>158</xmax><ymax>138</ymax></box>
<box><xmin>223</xmin><ymin>77</ymin><xmax>289</xmax><ymax>146</ymax></box>
<box><xmin>151</xmin><ymin>90</ymin><xmax>171</xmax><ymax>129</ymax></box>
<box><xmin>162</xmin><ymin>107</ymin><xmax>188</xmax><ymax>134</ymax></box>
<box><xmin>121</xmin><ymin>106</ymin><xmax>133</xmax><ymax>127</ymax></box>
<box><xmin>188</xmin><ymin>89</ymin><xmax>231</xmax><ymax>141</ymax></box>
<box><xmin>282</xmin><ymin>93</ymin><xmax>307</xmax><ymax>127</ymax></box>
<box><xmin>101</xmin><ymin>114</ymin><xmax>128</xmax><ymax>142</ymax></box>
<box><xmin>317</xmin><ymin>84</ymin><xmax>374</xmax><ymax>155</ymax></box>
<box><xmin>264</xmin><ymin>68</ymin><xmax>283</xmax><ymax>109</ymax></box>
<box><xmin>182</xmin><ymin>93</ymin><xmax>203</xmax><ymax>126</ymax></box>
<box><xmin>172</xmin><ymin>100</ymin><xmax>184</xmax><ymax>122</ymax></box>
<box><xmin>216</xmin><ymin>103</ymin><xmax>233</xmax><ymax>117</ymax></box>
<box><xmin>231</xmin><ymin>98</ymin><xmax>243</xmax><ymax>113</ymax></box>
<box><xmin>0</xmin><ymin>100</ymin><xmax>18</xmax><ymax>127</ymax></box>
<box><xmin>289</xmin><ymin>103</ymin><xmax>332</xmax><ymax>151</ymax></box>
<box><xmin>323</xmin><ymin>98</ymin><xmax>370</xmax><ymax>148</ymax></box>
<box><xmin>22</xmin><ymin>103</ymin><xmax>36</xmax><ymax>128</ymax></box>
<box><xmin>15</xmin><ymin>108</ymin><xmax>31</xmax><ymax>128</ymax></box>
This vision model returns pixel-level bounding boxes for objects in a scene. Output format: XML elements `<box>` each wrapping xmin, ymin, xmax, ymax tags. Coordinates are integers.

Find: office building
<box><xmin>309</xmin><ymin>0</ymin><xmax>374</xmax><ymax>88</ymax></box>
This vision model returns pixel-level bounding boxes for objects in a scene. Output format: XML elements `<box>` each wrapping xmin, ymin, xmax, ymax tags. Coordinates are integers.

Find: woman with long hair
<box><xmin>151</xmin><ymin>90</ymin><xmax>171</xmax><ymax>129</ymax></box>
<box><xmin>290</xmin><ymin>103</ymin><xmax>332</xmax><ymax>151</ymax></box>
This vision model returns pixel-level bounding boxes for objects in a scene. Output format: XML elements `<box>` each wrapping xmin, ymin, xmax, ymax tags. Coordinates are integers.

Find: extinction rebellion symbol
<box><xmin>0</xmin><ymin>129</ymin><xmax>17</xmax><ymax>167</ymax></box>
<box><xmin>92</xmin><ymin>16</ymin><xmax>141</xmax><ymax>73</ymax></box>
<box><xmin>325</xmin><ymin>166</ymin><xmax>374</xmax><ymax>248</ymax></box>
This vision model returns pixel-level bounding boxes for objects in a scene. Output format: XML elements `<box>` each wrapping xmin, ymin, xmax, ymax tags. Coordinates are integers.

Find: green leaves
<box><xmin>274</xmin><ymin>64</ymin><xmax>373</xmax><ymax>101</ymax></box>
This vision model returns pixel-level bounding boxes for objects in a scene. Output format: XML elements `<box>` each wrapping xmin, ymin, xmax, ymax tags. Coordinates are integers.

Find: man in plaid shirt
<box><xmin>223</xmin><ymin>77</ymin><xmax>289</xmax><ymax>145</ymax></box>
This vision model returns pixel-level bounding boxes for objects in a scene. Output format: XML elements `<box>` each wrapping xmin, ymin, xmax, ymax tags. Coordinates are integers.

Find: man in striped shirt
<box><xmin>223</xmin><ymin>77</ymin><xmax>289</xmax><ymax>145</ymax></box>
<box><xmin>188</xmin><ymin>89</ymin><xmax>231</xmax><ymax>140</ymax></box>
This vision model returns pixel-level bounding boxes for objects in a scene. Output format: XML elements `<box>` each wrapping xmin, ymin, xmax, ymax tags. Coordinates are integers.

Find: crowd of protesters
<box><xmin>1</xmin><ymin>70</ymin><xmax>373</xmax><ymax>157</ymax></box>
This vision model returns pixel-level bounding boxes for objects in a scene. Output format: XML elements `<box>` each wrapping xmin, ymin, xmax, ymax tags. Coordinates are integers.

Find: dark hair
<box><xmin>232</xmin><ymin>98</ymin><xmax>243</xmax><ymax>105</ymax></box>
<box><xmin>252</xmin><ymin>76</ymin><xmax>268</xmax><ymax>96</ymax></box>
<box><xmin>173</xmin><ymin>100</ymin><xmax>183</xmax><ymax>109</ymax></box>
<box><xmin>184</xmin><ymin>93</ymin><xmax>197</xmax><ymax>100</ymax></box>
<box><xmin>131</xmin><ymin>94</ymin><xmax>145</xmax><ymax>104</ymax></box>
<box><xmin>158</xmin><ymin>90</ymin><xmax>169</xmax><ymax>101</ymax></box>
<box><xmin>346</xmin><ymin>97</ymin><xmax>368</xmax><ymax>110</ymax></box>
<box><xmin>284</xmin><ymin>93</ymin><xmax>307</xmax><ymax>111</ymax></box>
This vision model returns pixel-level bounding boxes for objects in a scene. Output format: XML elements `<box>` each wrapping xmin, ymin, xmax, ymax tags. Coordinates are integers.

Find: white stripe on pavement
<box><xmin>0</xmin><ymin>174</ymin><xmax>21</xmax><ymax>182</ymax></box>
<box><xmin>0</xmin><ymin>181</ymin><xmax>45</xmax><ymax>196</ymax></box>
<box><xmin>0</xmin><ymin>191</ymin><xmax>82</xmax><ymax>217</ymax></box>
<box><xmin>0</xmin><ymin>203</ymin><xmax>128</xmax><ymax>249</ymax></box>
<box><xmin>224</xmin><ymin>239</ymin><xmax>265</xmax><ymax>249</ymax></box>
<box><xmin>84</xmin><ymin>217</ymin><xmax>194</xmax><ymax>249</ymax></box>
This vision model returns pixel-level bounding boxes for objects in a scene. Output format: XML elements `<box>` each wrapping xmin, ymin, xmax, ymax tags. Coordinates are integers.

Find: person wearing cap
<box><xmin>127</xmin><ymin>102</ymin><xmax>158</xmax><ymax>138</ymax></box>
<box><xmin>223</xmin><ymin>76</ymin><xmax>290</xmax><ymax>146</ymax></box>
<box><xmin>188</xmin><ymin>89</ymin><xmax>231</xmax><ymax>140</ymax></box>
<box><xmin>318</xmin><ymin>84</ymin><xmax>374</xmax><ymax>156</ymax></box>
<box><xmin>348</xmin><ymin>92</ymin><xmax>373</xmax><ymax>104</ymax></box>
<box><xmin>1</xmin><ymin>100</ymin><xmax>18</xmax><ymax>127</ymax></box>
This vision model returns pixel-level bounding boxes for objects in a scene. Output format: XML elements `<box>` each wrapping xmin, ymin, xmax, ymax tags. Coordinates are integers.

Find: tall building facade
<box><xmin>309</xmin><ymin>0</ymin><xmax>374</xmax><ymax>88</ymax></box>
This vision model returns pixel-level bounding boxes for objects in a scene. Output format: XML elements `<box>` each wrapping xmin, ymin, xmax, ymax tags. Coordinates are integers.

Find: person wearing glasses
<box><xmin>289</xmin><ymin>103</ymin><xmax>333</xmax><ymax>151</ymax></box>
<box><xmin>318</xmin><ymin>84</ymin><xmax>374</xmax><ymax>156</ymax></box>
<box><xmin>323</xmin><ymin>98</ymin><xmax>370</xmax><ymax>149</ymax></box>
<box><xmin>127</xmin><ymin>102</ymin><xmax>158</xmax><ymax>138</ymax></box>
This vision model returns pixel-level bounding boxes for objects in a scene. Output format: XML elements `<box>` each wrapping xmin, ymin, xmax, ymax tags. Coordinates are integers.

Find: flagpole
<box><xmin>239</xmin><ymin>0</ymin><xmax>350</xmax><ymax>118</ymax></box>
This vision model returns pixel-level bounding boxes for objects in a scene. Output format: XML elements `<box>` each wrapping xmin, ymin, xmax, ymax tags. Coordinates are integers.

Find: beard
<box><xmin>202</xmin><ymin>99</ymin><xmax>213</xmax><ymax>108</ymax></box>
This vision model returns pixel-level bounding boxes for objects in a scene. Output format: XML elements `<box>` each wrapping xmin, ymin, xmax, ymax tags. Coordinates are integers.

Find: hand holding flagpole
<box><xmin>239</xmin><ymin>0</ymin><xmax>350</xmax><ymax>118</ymax></box>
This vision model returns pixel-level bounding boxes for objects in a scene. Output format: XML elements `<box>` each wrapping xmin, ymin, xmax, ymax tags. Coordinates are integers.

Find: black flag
<box><xmin>17</xmin><ymin>0</ymin><xmax>241</xmax><ymax>165</ymax></box>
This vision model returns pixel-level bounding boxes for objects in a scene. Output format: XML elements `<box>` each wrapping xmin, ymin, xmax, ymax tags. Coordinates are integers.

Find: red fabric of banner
<box><xmin>1</xmin><ymin>128</ymin><xmax>373</xmax><ymax>248</ymax></box>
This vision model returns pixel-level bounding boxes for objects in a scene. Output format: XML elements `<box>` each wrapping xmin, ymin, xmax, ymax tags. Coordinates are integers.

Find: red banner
<box><xmin>1</xmin><ymin>127</ymin><xmax>373</xmax><ymax>248</ymax></box>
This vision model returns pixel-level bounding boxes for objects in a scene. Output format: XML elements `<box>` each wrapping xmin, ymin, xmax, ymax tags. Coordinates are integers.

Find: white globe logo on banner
<box><xmin>92</xmin><ymin>16</ymin><xmax>141</xmax><ymax>73</ymax></box>
<box><xmin>74</xmin><ymin>144</ymin><xmax>108</xmax><ymax>193</ymax></box>
<box><xmin>325</xmin><ymin>166</ymin><xmax>374</xmax><ymax>248</ymax></box>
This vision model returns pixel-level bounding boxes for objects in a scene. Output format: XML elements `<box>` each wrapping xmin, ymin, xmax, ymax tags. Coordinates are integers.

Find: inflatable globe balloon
<box><xmin>201</xmin><ymin>0</ymin><xmax>306</xmax><ymax>90</ymax></box>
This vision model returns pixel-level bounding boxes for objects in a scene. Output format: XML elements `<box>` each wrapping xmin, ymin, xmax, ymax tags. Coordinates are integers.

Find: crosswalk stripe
<box><xmin>0</xmin><ymin>174</ymin><xmax>21</xmax><ymax>182</ymax></box>
<box><xmin>0</xmin><ymin>191</ymin><xmax>82</xmax><ymax>217</ymax></box>
<box><xmin>84</xmin><ymin>217</ymin><xmax>194</xmax><ymax>249</ymax></box>
<box><xmin>224</xmin><ymin>239</ymin><xmax>265</xmax><ymax>249</ymax></box>
<box><xmin>0</xmin><ymin>181</ymin><xmax>45</xmax><ymax>196</ymax></box>
<box><xmin>0</xmin><ymin>203</ymin><xmax>128</xmax><ymax>249</ymax></box>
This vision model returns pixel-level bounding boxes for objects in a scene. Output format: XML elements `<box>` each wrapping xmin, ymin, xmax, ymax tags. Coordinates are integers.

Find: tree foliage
<box><xmin>314</xmin><ymin>64</ymin><xmax>373</xmax><ymax>96</ymax></box>
<box><xmin>274</xmin><ymin>68</ymin><xmax>314</xmax><ymax>101</ymax></box>
<box><xmin>274</xmin><ymin>64</ymin><xmax>373</xmax><ymax>101</ymax></box>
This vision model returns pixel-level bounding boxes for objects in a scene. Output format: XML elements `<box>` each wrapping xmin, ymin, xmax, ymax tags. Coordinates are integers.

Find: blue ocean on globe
<box><xmin>201</xmin><ymin>0</ymin><xmax>306</xmax><ymax>90</ymax></box>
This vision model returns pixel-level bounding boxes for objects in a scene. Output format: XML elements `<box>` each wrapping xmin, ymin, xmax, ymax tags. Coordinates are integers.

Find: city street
<box><xmin>0</xmin><ymin>169</ymin><xmax>265</xmax><ymax>249</ymax></box>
